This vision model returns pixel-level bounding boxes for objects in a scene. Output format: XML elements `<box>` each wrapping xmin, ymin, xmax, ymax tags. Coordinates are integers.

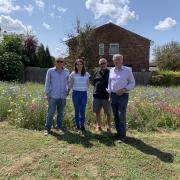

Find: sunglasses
<box><xmin>100</xmin><ymin>62</ymin><xmax>106</xmax><ymax>65</ymax></box>
<box><xmin>76</xmin><ymin>64</ymin><xmax>83</xmax><ymax>66</ymax></box>
<box><xmin>56</xmin><ymin>60</ymin><xmax>64</xmax><ymax>63</ymax></box>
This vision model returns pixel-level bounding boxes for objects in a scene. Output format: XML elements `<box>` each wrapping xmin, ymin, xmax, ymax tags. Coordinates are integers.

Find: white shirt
<box><xmin>107</xmin><ymin>66</ymin><xmax>135</xmax><ymax>93</ymax></box>
<box><xmin>69</xmin><ymin>71</ymin><xmax>90</xmax><ymax>91</ymax></box>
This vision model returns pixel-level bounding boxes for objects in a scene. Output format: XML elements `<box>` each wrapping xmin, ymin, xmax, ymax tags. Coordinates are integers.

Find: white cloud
<box><xmin>0</xmin><ymin>0</ymin><xmax>21</xmax><ymax>14</ymax></box>
<box><xmin>42</xmin><ymin>22</ymin><xmax>52</xmax><ymax>30</ymax></box>
<box><xmin>57</xmin><ymin>6</ymin><xmax>67</xmax><ymax>13</ymax></box>
<box><xmin>24</xmin><ymin>4</ymin><xmax>34</xmax><ymax>15</ymax></box>
<box><xmin>0</xmin><ymin>15</ymin><xmax>32</xmax><ymax>33</ymax></box>
<box><xmin>49</xmin><ymin>12</ymin><xmax>55</xmax><ymax>18</ymax></box>
<box><xmin>154</xmin><ymin>17</ymin><xmax>177</xmax><ymax>31</ymax></box>
<box><xmin>35</xmin><ymin>0</ymin><xmax>44</xmax><ymax>9</ymax></box>
<box><xmin>85</xmin><ymin>0</ymin><xmax>138</xmax><ymax>25</ymax></box>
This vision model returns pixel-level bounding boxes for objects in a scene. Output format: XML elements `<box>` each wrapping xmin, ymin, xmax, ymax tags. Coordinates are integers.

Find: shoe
<box><xmin>117</xmin><ymin>137</ymin><xmax>126</xmax><ymax>143</ymax></box>
<box><xmin>58</xmin><ymin>128</ymin><xmax>64</xmax><ymax>135</ymax></box>
<box><xmin>95</xmin><ymin>126</ymin><xmax>102</xmax><ymax>132</ymax></box>
<box><xmin>107</xmin><ymin>128</ymin><xmax>112</xmax><ymax>134</ymax></box>
<box><xmin>44</xmin><ymin>129</ymin><xmax>51</xmax><ymax>136</ymax></box>
<box><xmin>81</xmin><ymin>127</ymin><xmax>86</xmax><ymax>132</ymax></box>
<box><xmin>76</xmin><ymin>127</ymin><xmax>81</xmax><ymax>132</ymax></box>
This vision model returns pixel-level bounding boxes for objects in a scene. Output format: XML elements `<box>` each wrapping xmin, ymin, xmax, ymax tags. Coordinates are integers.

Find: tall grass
<box><xmin>0</xmin><ymin>82</ymin><xmax>179</xmax><ymax>131</ymax></box>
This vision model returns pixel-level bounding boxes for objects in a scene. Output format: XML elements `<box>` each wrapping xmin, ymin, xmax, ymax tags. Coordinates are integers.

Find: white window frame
<box><xmin>99</xmin><ymin>43</ymin><xmax>104</xmax><ymax>55</ymax></box>
<box><xmin>109</xmin><ymin>43</ymin><xmax>119</xmax><ymax>55</ymax></box>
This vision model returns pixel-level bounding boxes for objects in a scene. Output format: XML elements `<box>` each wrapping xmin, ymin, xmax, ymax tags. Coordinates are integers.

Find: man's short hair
<box><xmin>112</xmin><ymin>54</ymin><xmax>123</xmax><ymax>61</ymax></box>
<box><xmin>99</xmin><ymin>58</ymin><xmax>107</xmax><ymax>64</ymax></box>
<box><xmin>55</xmin><ymin>56</ymin><xmax>64</xmax><ymax>62</ymax></box>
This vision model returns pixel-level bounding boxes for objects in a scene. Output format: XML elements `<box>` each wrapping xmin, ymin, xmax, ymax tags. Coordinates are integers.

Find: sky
<box><xmin>0</xmin><ymin>0</ymin><xmax>180</xmax><ymax>61</ymax></box>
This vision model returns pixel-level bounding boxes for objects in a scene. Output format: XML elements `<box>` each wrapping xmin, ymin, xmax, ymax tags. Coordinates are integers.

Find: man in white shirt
<box><xmin>107</xmin><ymin>54</ymin><xmax>135</xmax><ymax>142</ymax></box>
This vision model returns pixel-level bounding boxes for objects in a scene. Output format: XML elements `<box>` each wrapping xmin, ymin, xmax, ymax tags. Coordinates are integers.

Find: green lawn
<box><xmin>0</xmin><ymin>122</ymin><xmax>179</xmax><ymax>179</ymax></box>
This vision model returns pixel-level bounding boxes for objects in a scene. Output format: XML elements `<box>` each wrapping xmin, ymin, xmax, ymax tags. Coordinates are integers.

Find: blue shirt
<box><xmin>45</xmin><ymin>67</ymin><xmax>69</xmax><ymax>99</ymax></box>
<box><xmin>107</xmin><ymin>66</ymin><xmax>135</xmax><ymax>93</ymax></box>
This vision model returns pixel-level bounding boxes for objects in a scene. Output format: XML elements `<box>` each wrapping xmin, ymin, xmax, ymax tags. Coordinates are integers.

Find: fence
<box><xmin>24</xmin><ymin>67</ymin><xmax>153</xmax><ymax>85</ymax></box>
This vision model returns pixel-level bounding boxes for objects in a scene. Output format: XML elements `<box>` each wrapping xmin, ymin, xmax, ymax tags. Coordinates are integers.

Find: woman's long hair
<box><xmin>74</xmin><ymin>59</ymin><xmax>86</xmax><ymax>76</ymax></box>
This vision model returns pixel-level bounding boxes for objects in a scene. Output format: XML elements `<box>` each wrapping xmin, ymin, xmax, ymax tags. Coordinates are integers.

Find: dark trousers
<box><xmin>111</xmin><ymin>93</ymin><xmax>129</xmax><ymax>139</ymax></box>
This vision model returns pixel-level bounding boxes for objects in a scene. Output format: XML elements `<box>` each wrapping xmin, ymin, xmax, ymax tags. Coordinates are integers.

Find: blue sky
<box><xmin>0</xmin><ymin>0</ymin><xmax>180</xmax><ymax>60</ymax></box>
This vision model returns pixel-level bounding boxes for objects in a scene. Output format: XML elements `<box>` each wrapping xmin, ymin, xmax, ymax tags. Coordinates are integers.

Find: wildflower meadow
<box><xmin>0</xmin><ymin>82</ymin><xmax>179</xmax><ymax>131</ymax></box>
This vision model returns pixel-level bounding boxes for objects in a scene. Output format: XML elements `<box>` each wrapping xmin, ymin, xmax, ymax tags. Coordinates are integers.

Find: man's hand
<box><xmin>116</xmin><ymin>88</ymin><xmax>126</xmax><ymax>96</ymax></box>
<box><xmin>44</xmin><ymin>93</ymin><xmax>50</xmax><ymax>101</ymax></box>
<box><xmin>67</xmin><ymin>89</ymin><xmax>70</xmax><ymax>96</ymax></box>
<box><xmin>109</xmin><ymin>95</ymin><xmax>112</xmax><ymax>103</ymax></box>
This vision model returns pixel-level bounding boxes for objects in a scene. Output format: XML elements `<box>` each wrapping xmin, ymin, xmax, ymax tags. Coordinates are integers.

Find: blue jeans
<box><xmin>111</xmin><ymin>93</ymin><xmax>129</xmax><ymax>139</ymax></box>
<box><xmin>72</xmin><ymin>90</ymin><xmax>87</xmax><ymax>128</ymax></box>
<box><xmin>45</xmin><ymin>98</ymin><xmax>66</xmax><ymax>129</ymax></box>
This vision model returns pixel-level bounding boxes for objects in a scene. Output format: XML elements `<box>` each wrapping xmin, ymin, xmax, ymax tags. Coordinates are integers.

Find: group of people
<box><xmin>44</xmin><ymin>54</ymin><xmax>135</xmax><ymax>142</ymax></box>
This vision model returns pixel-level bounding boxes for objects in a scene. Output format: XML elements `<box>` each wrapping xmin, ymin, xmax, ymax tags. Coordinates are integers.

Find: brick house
<box><xmin>67</xmin><ymin>22</ymin><xmax>151</xmax><ymax>72</ymax></box>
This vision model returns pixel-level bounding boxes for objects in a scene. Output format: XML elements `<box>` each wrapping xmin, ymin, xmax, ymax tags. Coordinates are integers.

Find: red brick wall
<box><xmin>68</xmin><ymin>23</ymin><xmax>151</xmax><ymax>72</ymax></box>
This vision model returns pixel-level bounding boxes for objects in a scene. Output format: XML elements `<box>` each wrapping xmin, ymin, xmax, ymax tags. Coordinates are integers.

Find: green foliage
<box><xmin>2</xmin><ymin>34</ymin><xmax>23</xmax><ymax>55</ymax></box>
<box><xmin>153</xmin><ymin>41</ymin><xmax>180</xmax><ymax>71</ymax></box>
<box><xmin>0</xmin><ymin>82</ymin><xmax>179</xmax><ymax>131</ymax></box>
<box><xmin>22</xmin><ymin>35</ymin><xmax>38</xmax><ymax>66</ymax></box>
<box><xmin>36</xmin><ymin>44</ymin><xmax>53</xmax><ymax>68</ymax></box>
<box><xmin>151</xmin><ymin>71</ymin><xmax>180</xmax><ymax>86</ymax></box>
<box><xmin>66</xmin><ymin>20</ymin><xmax>96</xmax><ymax>75</ymax></box>
<box><xmin>0</xmin><ymin>52</ymin><xmax>24</xmax><ymax>81</ymax></box>
<box><xmin>0</xmin><ymin>33</ymin><xmax>54</xmax><ymax>68</ymax></box>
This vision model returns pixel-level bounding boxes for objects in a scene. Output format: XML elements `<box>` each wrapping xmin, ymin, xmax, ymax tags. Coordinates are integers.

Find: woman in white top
<box><xmin>69</xmin><ymin>59</ymin><xmax>90</xmax><ymax>132</ymax></box>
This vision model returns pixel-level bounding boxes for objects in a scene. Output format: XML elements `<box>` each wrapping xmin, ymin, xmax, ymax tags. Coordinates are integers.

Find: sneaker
<box><xmin>76</xmin><ymin>126</ymin><xmax>81</xmax><ymax>132</ymax></box>
<box><xmin>81</xmin><ymin>127</ymin><xmax>86</xmax><ymax>132</ymax></box>
<box><xmin>107</xmin><ymin>128</ymin><xmax>112</xmax><ymax>134</ymax></box>
<box><xmin>96</xmin><ymin>126</ymin><xmax>102</xmax><ymax>132</ymax></box>
<box><xmin>44</xmin><ymin>129</ymin><xmax>51</xmax><ymax>136</ymax></box>
<box><xmin>58</xmin><ymin>128</ymin><xmax>64</xmax><ymax>135</ymax></box>
<box><xmin>117</xmin><ymin>137</ymin><xmax>126</xmax><ymax>143</ymax></box>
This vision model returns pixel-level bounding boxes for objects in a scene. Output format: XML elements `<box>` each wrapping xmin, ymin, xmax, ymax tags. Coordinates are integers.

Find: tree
<box><xmin>153</xmin><ymin>41</ymin><xmax>180</xmax><ymax>71</ymax></box>
<box><xmin>22</xmin><ymin>35</ymin><xmax>38</xmax><ymax>66</ymax></box>
<box><xmin>2</xmin><ymin>34</ymin><xmax>23</xmax><ymax>55</ymax></box>
<box><xmin>66</xmin><ymin>20</ymin><xmax>96</xmax><ymax>74</ymax></box>
<box><xmin>0</xmin><ymin>52</ymin><xmax>24</xmax><ymax>81</ymax></box>
<box><xmin>45</xmin><ymin>46</ymin><xmax>53</xmax><ymax>68</ymax></box>
<box><xmin>36</xmin><ymin>44</ymin><xmax>45</xmax><ymax>68</ymax></box>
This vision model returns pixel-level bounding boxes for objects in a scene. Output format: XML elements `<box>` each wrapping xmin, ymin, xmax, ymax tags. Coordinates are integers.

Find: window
<box><xmin>109</xmin><ymin>43</ymin><xmax>119</xmax><ymax>55</ymax></box>
<box><xmin>99</xmin><ymin>43</ymin><xmax>104</xmax><ymax>55</ymax></box>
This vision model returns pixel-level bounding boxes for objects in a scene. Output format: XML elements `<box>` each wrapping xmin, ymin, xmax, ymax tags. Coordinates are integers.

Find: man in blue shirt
<box><xmin>44</xmin><ymin>57</ymin><xmax>69</xmax><ymax>135</ymax></box>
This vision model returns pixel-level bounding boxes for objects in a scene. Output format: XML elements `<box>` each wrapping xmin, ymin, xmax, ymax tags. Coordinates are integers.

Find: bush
<box><xmin>151</xmin><ymin>71</ymin><xmax>180</xmax><ymax>86</ymax></box>
<box><xmin>0</xmin><ymin>52</ymin><xmax>24</xmax><ymax>81</ymax></box>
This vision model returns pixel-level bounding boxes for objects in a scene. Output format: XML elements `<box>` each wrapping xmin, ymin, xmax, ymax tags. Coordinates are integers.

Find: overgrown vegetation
<box><xmin>151</xmin><ymin>71</ymin><xmax>180</xmax><ymax>86</ymax></box>
<box><xmin>66</xmin><ymin>20</ymin><xmax>97</xmax><ymax>75</ymax></box>
<box><xmin>153</xmin><ymin>41</ymin><xmax>180</xmax><ymax>71</ymax></box>
<box><xmin>0</xmin><ymin>32</ymin><xmax>54</xmax><ymax>81</ymax></box>
<box><xmin>0</xmin><ymin>82</ymin><xmax>179</xmax><ymax>131</ymax></box>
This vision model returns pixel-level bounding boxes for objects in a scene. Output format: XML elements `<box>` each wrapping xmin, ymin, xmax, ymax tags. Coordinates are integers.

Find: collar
<box><xmin>114</xmin><ymin>65</ymin><xmax>124</xmax><ymax>72</ymax></box>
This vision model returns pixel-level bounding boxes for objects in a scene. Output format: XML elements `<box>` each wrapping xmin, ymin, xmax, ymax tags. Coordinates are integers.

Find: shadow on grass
<box><xmin>50</xmin><ymin>130</ymin><xmax>174</xmax><ymax>163</ymax></box>
<box><xmin>51</xmin><ymin>129</ymin><xmax>116</xmax><ymax>148</ymax></box>
<box><xmin>125</xmin><ymin>137</ymin><xmax>174</xmax><ymax>163</ymax></box>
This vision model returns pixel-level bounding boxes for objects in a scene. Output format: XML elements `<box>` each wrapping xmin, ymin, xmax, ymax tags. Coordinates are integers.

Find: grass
<box><xmin>0</xmin><ymin>122</ymin><xmax>179</xmax><ymax>179</ymax></box>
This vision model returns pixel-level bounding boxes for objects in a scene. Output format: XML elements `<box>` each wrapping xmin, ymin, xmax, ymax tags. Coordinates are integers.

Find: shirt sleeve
<box><xmin>86</xmin><ymin>72</ymin><xmax>90</xmax><ymax>79</ymax></box>
<box><xmin>125</xmin><ymin>69</ymin><xmax>135</xmax><ymax>91</ymax></box>
<box><xmin>68</xmin><ymin>72</ymin><xmax>74</xmax><ymax>89</ymax></box>
<box><xmin>44</xmin><ymin>69</ymin><xmax>51</xmax><ymax>95</ymax></box>
<box><xmin>106</xmin><ymin>70</ymin><xmax>111</xmax><ymax>94</ymax></box>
